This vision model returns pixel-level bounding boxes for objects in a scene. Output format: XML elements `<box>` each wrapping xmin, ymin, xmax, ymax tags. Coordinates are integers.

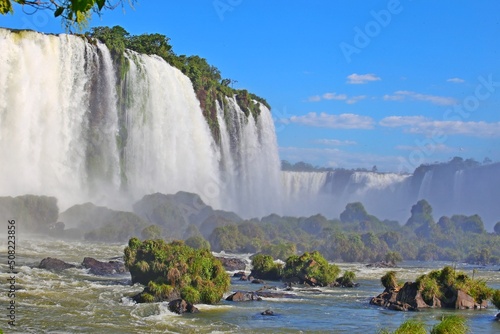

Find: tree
<box><xmin>141</xmin><ymin>224</ymin><xmax>162</xmax><ymax>240</ymax></box>
<box><xmin>494</xmin><ymin>221</ymin><xmax>500</xmax><ymax>235</ymax></box>
<box><xmin>340</xmin><ymin>202</ymin><xmax>369</xmax><ymax>223</ymax></box>
<box><xmin>385</xmin><ymin>251</ymin><xmax>403</xmax><ymax>265</ymax></box>
<box><xmin>1</xmin><ymin>0</ymin><xmax>136</xmax><ymax>29</ymax></box>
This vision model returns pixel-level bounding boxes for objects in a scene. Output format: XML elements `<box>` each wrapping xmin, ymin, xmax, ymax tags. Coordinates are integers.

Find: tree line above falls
<box><xmin>3</xmin><ymin>191</ymin><xmax>499</xmax><ymax>266</ymax></box>
<box><xmin>83</xmin><ymin>25</ymin><xmax>270</xmax><ymax>144</ymax></box>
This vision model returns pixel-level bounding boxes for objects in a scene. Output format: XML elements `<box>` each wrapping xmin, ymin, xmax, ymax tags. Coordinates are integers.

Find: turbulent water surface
<box><xmin>0</xmin><ymin>237</ymin><xmax>499</xmax><ymax>333</ymax></box>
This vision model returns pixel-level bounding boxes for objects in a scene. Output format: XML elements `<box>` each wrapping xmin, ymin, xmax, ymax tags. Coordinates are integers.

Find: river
<box><xmin>0</xmin><ymin>237</ymin><xmax>498</xmax><ymax>333</ymax></box>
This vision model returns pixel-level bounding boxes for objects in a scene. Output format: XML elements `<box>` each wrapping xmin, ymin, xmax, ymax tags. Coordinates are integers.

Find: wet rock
<box><xmin>168</xmin><ymin>299</ymin><xmax>199</xmax><ymax>314</ymax></box>
<box><xmin>217</xmin><ymin>257</ymin><xmax>246</xmax><ymax>271</ymax></box>
<box><xmin>261</xmin><ymin>309</ymin><xmax>275</xmax><ymax>316</ymax></box>
<box><xmin>251</xmin><ymin>279</ymin><xmax>265</xmax><ymax>284</ymax></box>
<box><xmin>39</xmin><ymin>257</ymin><xmax>76</xmax><ymax>271</ymax></box>
<box><xmin>366</xmin><ymin>261</ymin><xmax>395</xmax><ymax>268</ymax></box>
<box><xmin>233</xmin><ymin>271</ymin><xmax>246</xmax><ymax>278</ymax></box>
<box><xmin>82</xmin><ymin>257</ymin><xmax>126</xmax><ymax>275</ymax></box>
<box><xmin>370</xmin><ymin>282</ymin><xmax>487</xmax><ymax>311</ymax></box>
<box><xmin>226</xmin><ymin>291</ymin><xmax>262</xmax><ymax>302</ymax></box>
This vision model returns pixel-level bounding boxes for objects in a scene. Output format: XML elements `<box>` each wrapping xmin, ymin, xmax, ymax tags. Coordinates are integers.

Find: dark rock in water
<box><xmin>370</xmin><ymin>281</ymin><xmax>488</xmax><ymax>311</ymax></box>
<box><xmin>233</xmin><ymin>271</ymin><xmax>246</xmax><ymax>278</ymax></box>
<box><xmin>132</xmin><ymin>288</ymin><xmax>180</xmax><ymax>304</ymax></box>
<box><xmin>496</xmin><ymin>312</ymin><xmax>500</xmax><ymax>321</ymax></box>
<box><xmin>168</xmin><ymin>299</ymin><xmax>199</xmax><ymax>314</ymax></box>
<box><xmin>366</xmin><ymin>261</ymin><xmax>395</xmax><ymax>268</ymax></box>
<box><xmin>39</xmin><ymin>257</ymin><xmax>76</xmax><ymax>271</ymax></box>
<box><xmin>255</xmin><ymin>291</ymin><xmax>295</xmax><ymax>298</ymax></box>
<box><xmin>252</xmin><ymin>279</ymin><xmax>265</xmax><ymax>284</ymax></box>
<box><xmin>82</xmin><ymin>257</ymin><xmax>126</xmax><ymax>275</ymax></box>
<box><xmin>239</xmin><ymin>275</ymin><xmax>248</xmax><ymax>281</ymax></box>
<box><xmin>261</xmin><ymin>309</ymin><xmax>275</xmax><ymax>316</ymax></box>
<box><xmin>217</xmin><ymin>257</ymin><xmax>246</xmax><ymax>271</ymax></box>
<box><xmin>226</xmin><ymin>291</ymin><xmax>262</xmax><ymax>302</ymax></box>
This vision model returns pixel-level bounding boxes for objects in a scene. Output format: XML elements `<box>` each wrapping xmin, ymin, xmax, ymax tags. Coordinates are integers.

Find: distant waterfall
<box><xmin>0</xmin><ymin>29</ymin><xmax>280</xmax><ymax>216</ymax></box>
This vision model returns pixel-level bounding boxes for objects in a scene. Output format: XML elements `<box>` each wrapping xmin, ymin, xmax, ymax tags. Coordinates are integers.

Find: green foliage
<box><xmin>337</xmin><ymin>270</ymin><xmax>356</xmax><ymax>286</ymax></box>
<box><xmin>283</xmin><ymin>251</ymin><xmax>340</xmax><ymax>286</ymax></box>
<box><xmin>260</xmin><ymin>242</ymin><xmax>296</xmax><ymax>260</ymax></box>
<box><xmin>385</xmin><ymin>251</ymin><xmax>403</xmax><ymax>265</ymax></box>
<box><xmin>431</xmin><ymin>315</ymin><xmax>469</xmax><ymax>334</ymax></box>
<box><xmin>124</xmin><ymin>239</ymin><xmax>229</xmax><ymax>304</ymax></box>
<box><xmin>340</xmin><ymin>202</ymin><xmax>369</xmax><ymax>223</ymax></box>
<box><xmin>416</xmin><ymin>274</ymin><xmax>442</xmax><ymax>304</ymax></box>
<box><xmin>141</xmin><ymin>225</ymin><xmax>162</xmax><ymax>240</ymax></box>
<box><xmin>392</xmin><ymin>319</ymin><xmax>427</xmax><ymax>334</ymax></box>
<box><xmin>494</xmin><ymin>222</ymin><xmax>500</xmax><ymax>235</ymax></box>
<box><xmin>415</xmin><ymin>266</ymin><xmax>493</xmax><ymax>305</ymax></box>
<box><xmin>491</xmin><ymin>289</ymin><xmax>500</xmax><ymax>309</ymax></box>
<box><xmin>381</xmin><ymin>271</ymin><xmax>398</xmax><ymax>290</ymax></box>
<box><xmin>251</xmin><ymin>254</ymin><xmax>282</xmax><ymax>280</ymax></box>
<box><xmin>1</xmin><ymin>1</ymin><xmax>135</xmax><ymax>30</ymax></box>
<box><xmin>185</xmin><ymin>236</ymin><xmax>210</xmax><ymax>250</ymax></box>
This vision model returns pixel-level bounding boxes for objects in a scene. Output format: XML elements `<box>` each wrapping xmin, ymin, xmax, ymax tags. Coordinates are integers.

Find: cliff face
<box><xmin>0</xmin><ymin>28</ymin><xmax>281</xmax><ymax>217</ymax></box>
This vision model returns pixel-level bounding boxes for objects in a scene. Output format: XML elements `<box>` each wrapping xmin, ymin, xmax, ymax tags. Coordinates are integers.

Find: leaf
<box><xmin>0</xmin><ymin>0</ymin><xmax>13</xmax><ymax>15</ymax></box>
<box><xmin>54</xmin><ymin>6</ymin><xmax>64</xmax><ymax>17</ymax></box>
<box><xmin>96</xmin><ymin>0</ymin><xmax>105</xmax><ymax>10</ymax></box>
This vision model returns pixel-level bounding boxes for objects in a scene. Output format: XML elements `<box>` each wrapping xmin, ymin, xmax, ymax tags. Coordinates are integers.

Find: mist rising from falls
<box><xmin>281</xmin><ymin>171</ymin><xmax>412</xmax><ymax>221</ymax></box>
<box><xmin>0</xmin><ymin>29</ymin><xmax>281</xmax><ymax>217</ymax></box>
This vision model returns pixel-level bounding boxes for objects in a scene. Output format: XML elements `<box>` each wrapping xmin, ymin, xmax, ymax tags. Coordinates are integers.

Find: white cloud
<box><xmin>447</xmin><ymin>77</ymin><xmax>465</xmax><ymax>83</ymax></box>
<box><xmin>346</xmin><ymin>73</ymin><xmax>381</xmax><ymax>84</ymax></box>
<box><xmin>288</xmin><ymin>112</ymin><xmax>374</xmax><ymax>129</ymax></box>
<box><xmin>322</xmin><ymin>92</ymin><xmax>347</xmax><ymax>100</ymax></box>
<box><xmin>308</xmin><ymin>95</ymin><xmax>321</xmax><ymax>102</ymax></box>
<box><xmin>315</xmin><ymin>139</ymin><xmax>357</xmax><ymax>146</ymax></box>
<box><xmin>307</xmin><ymin>92</ymin><xmax>366</xmax><ymax>104</ymax></box>
<box><xmin>346</xmin><ymin>95</ymin><xmax>367</xmax><ymax>104</ymax></box>
<box><xmin>383</xmin><ymin>91</ymin><xmax>457</xmax><ymax>106</ymax></box>
<box><xmin>395</xmin><ymin>143</ymin><xmax>453</xmax><ymax>152</ymax></box>
<box><xmin>380</xmin><ymin>116</ymin><xmax>500</xmax><ymax>137</ymax></box>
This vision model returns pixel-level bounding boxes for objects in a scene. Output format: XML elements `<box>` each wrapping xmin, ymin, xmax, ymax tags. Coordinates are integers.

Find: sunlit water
<box><xmin>0</xmin><ymin>236</ymin><xmax>499</xmax><ymax>333</ymax></box>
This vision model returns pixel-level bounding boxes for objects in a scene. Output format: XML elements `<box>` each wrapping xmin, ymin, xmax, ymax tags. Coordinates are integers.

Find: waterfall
<box><xmin>0</xmin><ymin>28</ymin><xmax>281</xmax><ymax>217</ymax></box>
<box><xmin>217</xmin><ymin>97</ymin><xmax>282</xmax><ymax>217</ymax></box>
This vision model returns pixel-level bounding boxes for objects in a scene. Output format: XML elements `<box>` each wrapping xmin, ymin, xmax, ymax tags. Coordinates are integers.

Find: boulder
<box><xmin>366</xmin><ymin>261</ymin><xmax>395</xmax><ymax>268</ymax></box>
<box><xmin>261</xmin><ymin>309</ymin><xmax>275</xmax><ymax>316</ymax></box>
<box><xmin>252</xmin><ymin>279</ymin><xmax>265</xmax><ymax>284</ymax></box>
<box><xmin>82</xmin><ymin>257</ymin><xmax>126</xmax><ymax>275</ymax></box>
<box><xmin>168</xmin><ymin>299</ymin><xmax>199</xmax><ymax>314</ymax></box>
<box><xmin>370</xmin><ymin>283</ymin><xmax>487</xmax><ymax>311</ymax></box>
<box><xmin>455</xmin><ymin>289</ymin><xmax>487</xmax><ymax>309</ymax></box>
<box><xmin>226</xmin><ymin>291</ymin><xmax>262</xmax><ymax>302</ymax></box>
<box><xmin>39</xmin><ymin>257</ymin><xmax>76</xmax><ymax>271</ymax></box>
<box><xmin>233</xmin><ymin>271</ymin><xmax>246</xmax><ymax>278</ymax></box>
<box><xmin>217</xmin><ymin>257</ymin><xmax>246</xmax><ymax>271</ymax></box>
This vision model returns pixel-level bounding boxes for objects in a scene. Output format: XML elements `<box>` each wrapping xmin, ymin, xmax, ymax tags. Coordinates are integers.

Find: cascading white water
<box><xmin>217</xmin><ymin>97</ymin><xmax>282</xmax><ymax>217</ymax></box>
<box><xmin>121</xmin><ymin>51</ymin><xmax>221</xmax><ymax>208</ymax></box>
<box><xmin>0</xmin><ymin>29</ymin><xmax>282</xmax><ymax>217</ymax></box>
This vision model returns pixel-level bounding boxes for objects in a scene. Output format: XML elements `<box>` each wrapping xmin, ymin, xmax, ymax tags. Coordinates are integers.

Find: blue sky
<box><xmin>2</xmin><ymin>0</ymin><xmax>500</xmax><ymax>172</ymax></box>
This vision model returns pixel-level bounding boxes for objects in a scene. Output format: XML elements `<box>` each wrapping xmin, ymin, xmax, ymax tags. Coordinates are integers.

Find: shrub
<box><xmin>124</xmin><ymin>238</ymin><xmax>229</xmax><ymax>304</ymax></box>
<box><xmin>283</xmin><ymin>251</ymin><xmax>340</xmax><ymax>286</ymax></box>
<box><xmin>431</xmin><ymin>315</ymin><xmax>469</xmax><ymax>334</ymax></box>
<box><xmin>492</xmin><ymin>289</ymin><xmax>500</xmax><ymax>309</ymax></box>
<box><xmin>393</xmin><ymin>319</ymin><xmax>427</xmax><ymax>334</ymax></box>
<box><xmin>251</xmin><ymin>254</ymin><xmax>282</xmax><ymax>280</ymax></box>
<box><xmin>381</xmin><ymin>271</ymin><xmax>398</xmax><ymax>290</ymax></box>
